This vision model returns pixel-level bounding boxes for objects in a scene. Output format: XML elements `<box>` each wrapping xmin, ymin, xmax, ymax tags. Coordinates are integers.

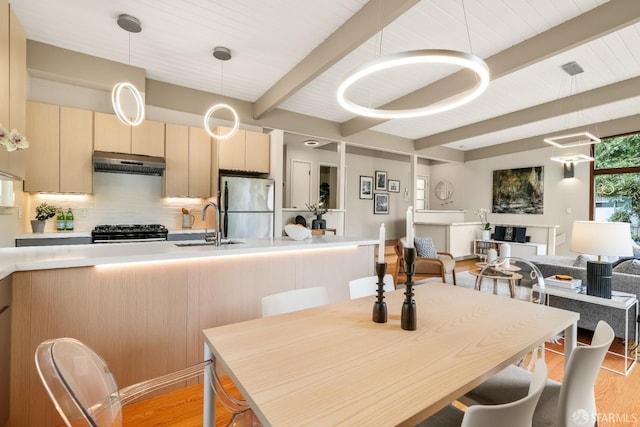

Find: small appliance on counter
<box><xmin>91</xmin><ymin>224</ymin><xmax>168</xmax><ymax>243</ymax></box>
<box><xmin>220</xmin><ymin>175</ymin><xmax>274</xmax><ymax>239</ymax></box>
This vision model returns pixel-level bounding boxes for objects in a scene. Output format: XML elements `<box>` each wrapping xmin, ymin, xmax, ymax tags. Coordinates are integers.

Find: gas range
<box><xmin>91</xmin><ymin>224</ymin><xmax>168</xmax><ymax>243</ymax></box>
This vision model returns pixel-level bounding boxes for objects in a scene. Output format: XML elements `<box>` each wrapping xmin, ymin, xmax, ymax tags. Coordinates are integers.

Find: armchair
<box><xmin>394</xmin><ymin>237</ymin><xmax>457</xmax><ymax>285</ymax></box>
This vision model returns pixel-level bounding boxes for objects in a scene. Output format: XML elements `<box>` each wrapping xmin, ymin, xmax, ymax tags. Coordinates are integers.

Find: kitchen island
<box><xmin>5</xmin><ymin>236</ymin><xmax>376</xmax><ymax>427</ymax></box>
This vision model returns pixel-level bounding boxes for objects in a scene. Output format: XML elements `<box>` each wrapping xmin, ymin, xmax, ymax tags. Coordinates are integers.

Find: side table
<box><xmin>470</xmin><ymin>268</ymin><xmax>523</xmax><ymax>298</ymax></box>
<box><xmin>534</xmin><ymin>283</ymin><xmax>638</xmax><ymax>376</ymax></box>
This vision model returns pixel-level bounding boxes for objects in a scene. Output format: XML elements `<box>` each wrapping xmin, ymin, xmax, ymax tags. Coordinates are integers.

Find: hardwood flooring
<box><xmin>122</xmin><ymin>245</ymin><xmax>640</xmax><ymax>426</ymax></box>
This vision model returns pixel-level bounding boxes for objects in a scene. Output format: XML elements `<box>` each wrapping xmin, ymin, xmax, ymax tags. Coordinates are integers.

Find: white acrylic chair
<box><xmin>261</xmin><ymin>286</ymin><xmax>329</xmax><ymax>317</ymax></box>
<box><xmin>35</xmin><ymin>337</ymin><xmax>260</xmax><ymax>427</ymax></box>
<box><xmin>420</xmin><ymin>359</ymin><xmax>548</xmax><ymax>427</ymax></box>
<box><xmin>462</xmin><ymin>320</ymin><xmax>614</xmax><ymax>427</ymax></box>
<box><xmin>348</xmin><ymin>274</ymin><xmax>395</xmax><ymax>299</ymax></box>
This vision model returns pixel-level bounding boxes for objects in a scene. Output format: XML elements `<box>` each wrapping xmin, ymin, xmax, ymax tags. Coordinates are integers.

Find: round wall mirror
<box><xmin>435</xmin><ymin>180</ymin><xmax>453</xmax><ymax>200</ymax></box>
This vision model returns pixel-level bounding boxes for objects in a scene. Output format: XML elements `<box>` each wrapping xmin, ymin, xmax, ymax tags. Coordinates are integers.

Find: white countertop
<box><xmin>0</xmin><ymin>236</ymin><xmax>377</xmax><ymax>280</ymax></box>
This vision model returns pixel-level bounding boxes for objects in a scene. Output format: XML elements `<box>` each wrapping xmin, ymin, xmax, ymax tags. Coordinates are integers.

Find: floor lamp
<box><xmin>570</xmin><ymin>221</ymin><xmax>633</xmax><ymax>298</ymax></box>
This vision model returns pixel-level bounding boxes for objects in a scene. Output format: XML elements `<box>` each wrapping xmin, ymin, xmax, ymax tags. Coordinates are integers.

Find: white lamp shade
<box><xmin>570</xmin><ymin>221</ymin><xmax>633</xmax><ymax>257</ymax></box>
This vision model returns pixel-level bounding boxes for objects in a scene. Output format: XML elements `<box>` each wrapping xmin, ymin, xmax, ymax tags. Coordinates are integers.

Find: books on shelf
<box><xmin>544</xmin><ymin>276</ymin><xmax>582</xmax><ymax>290</ymax></box>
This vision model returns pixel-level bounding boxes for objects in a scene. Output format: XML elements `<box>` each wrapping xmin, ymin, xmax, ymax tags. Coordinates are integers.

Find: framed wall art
<box><xmin>375</xmin><ymin>170</ymin><xmax>387</xmax><ymax>191</ymax></box>
<box><xmin>374</xmin><ymin>193</ymin><xmax>389</xmax><ymax>214</ymax></box>
<box><xmin>492</xmin><ymin>166</ymin><xmax>544</xmax><ymax>214</ymax></box>
<box><xmin>359</xmin><ymin>175</ymin><xmax>373</xmax><ymax>199</ymax></box>
<box><xmin>388</xmin><ymin>179</ymin><xmax>400</xmax><ymax>193</ymax></box>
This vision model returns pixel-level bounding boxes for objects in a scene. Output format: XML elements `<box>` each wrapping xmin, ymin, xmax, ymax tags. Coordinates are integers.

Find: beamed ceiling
<box><xmin>9</xmin><ymin>0</ymin><xmax>640</xmax><ymax>161</ymax></box>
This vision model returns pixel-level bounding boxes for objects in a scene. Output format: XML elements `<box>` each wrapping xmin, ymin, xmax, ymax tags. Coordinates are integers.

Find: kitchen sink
<box><xmin>174</xmin><ymin>239</ymin><xmax>244</xmax><ymax>247</ymax></box>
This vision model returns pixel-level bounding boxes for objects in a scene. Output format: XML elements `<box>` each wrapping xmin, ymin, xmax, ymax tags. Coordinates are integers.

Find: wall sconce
<box><xmin>550</xmin><ymin>153</ymin><xmax>593</xmax><ymax>179</ymax></box>
<box><xmin>563</xmin><ymin>162</ymin><xmax>575</xmax><ymax>179</ymax></box>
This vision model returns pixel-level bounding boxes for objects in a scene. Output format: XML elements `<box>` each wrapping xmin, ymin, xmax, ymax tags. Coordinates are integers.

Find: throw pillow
<box><xmin>613</xmin><ymin>259</ymin><xmax>640</xmax><ymax>275</ymax></box>
<box><xmin>573</xmin><ymin>254</ymin><xmax>596</xmax><ymax>268</ymax></box>
<box><xmin>414</xmin><ymin>236</ymin><xmax>437</xmax><ymax>258</ymax></box>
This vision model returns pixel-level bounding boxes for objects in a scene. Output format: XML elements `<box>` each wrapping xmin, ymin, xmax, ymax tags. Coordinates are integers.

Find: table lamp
<box><xmin>570</xmin><ymin>221</ymin><xmax>633</xmax><ymax>298</ymax></box>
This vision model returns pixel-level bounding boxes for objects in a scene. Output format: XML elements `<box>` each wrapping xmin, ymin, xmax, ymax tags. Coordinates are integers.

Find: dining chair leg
<box><xmin>452</xmin><ymin>270</ymin><xmax>457</xmax><ymax>286</ymax></box>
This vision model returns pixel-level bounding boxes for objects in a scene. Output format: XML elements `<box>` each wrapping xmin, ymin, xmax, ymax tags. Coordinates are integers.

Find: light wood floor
<box><xmin>122</xmin><ymin>245</ymin><xmax>640</xmax><ymax>427</ymax></box>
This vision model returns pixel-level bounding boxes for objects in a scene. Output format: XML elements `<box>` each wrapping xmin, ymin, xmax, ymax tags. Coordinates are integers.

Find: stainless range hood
<box><xmin>93</xmin><ymin>151</ymin><xmax>165</xmax><ymax>176</ymax></box>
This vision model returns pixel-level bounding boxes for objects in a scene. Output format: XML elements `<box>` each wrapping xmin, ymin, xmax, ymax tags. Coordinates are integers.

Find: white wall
<box><xmin>344</xmin><ymin>152</ymin><xmax>419</xmax><ymax>239</ymax></box>
<box><xmin>429</xmin><ymin>146</ymin><xmax>591</xmax><ymax>256</ymax></box>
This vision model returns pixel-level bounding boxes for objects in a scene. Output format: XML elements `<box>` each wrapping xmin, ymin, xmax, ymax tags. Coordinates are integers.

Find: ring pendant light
<box><xmin>112</xmin><ymin>82</ymin><xmax>145</xmax><ymax>126</ymax></box>
<box><xmin>204</xmin><ymin>104</ymin><xmax>239</xmax><ymax>139</ymax></box>
<box><xmin>204</xmin><ymin>46</ymin><xmax>239</xmax><ymax>140</ymax></box>
<box><xmin>336</xmin><ymin>49</ymin><xmax>489</xmax><ymax>119</ymax></box>
<box><xmin>112</xmin><ymin>14</ymin><xmax>145</xmax><ymax>126</ymax></box>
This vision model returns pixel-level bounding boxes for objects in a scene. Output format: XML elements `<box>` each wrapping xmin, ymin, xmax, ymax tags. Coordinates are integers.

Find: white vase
<box><xmin>481</xmin><ymin>230</ymin><xmax>491</xmax><ymax>240</ymax></box>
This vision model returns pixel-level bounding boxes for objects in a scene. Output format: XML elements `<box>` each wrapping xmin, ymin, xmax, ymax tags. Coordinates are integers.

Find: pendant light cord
<box><xmin>461</xmin><ymin>0</ymin><xmax>473</xmax><ymax>55</ymax></box>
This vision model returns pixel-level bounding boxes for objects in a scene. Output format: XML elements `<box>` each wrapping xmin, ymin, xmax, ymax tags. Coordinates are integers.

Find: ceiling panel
<box><xmin>10</xmin><ymin>0</ymin><xmax>640</xmax><ymax>160</ymax></box>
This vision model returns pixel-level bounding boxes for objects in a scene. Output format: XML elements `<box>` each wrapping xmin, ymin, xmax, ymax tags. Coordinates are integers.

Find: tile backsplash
<box><xmin>28</xmin><ymin>173</ymin><xmax>214</xmax><ymax>233</ymax></box>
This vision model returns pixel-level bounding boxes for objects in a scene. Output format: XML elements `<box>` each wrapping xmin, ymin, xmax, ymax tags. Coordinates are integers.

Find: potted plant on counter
<box><xmin>32</xmin><ymin>202</ymin><xmax>59</xmax><ymax>233</ymax></box>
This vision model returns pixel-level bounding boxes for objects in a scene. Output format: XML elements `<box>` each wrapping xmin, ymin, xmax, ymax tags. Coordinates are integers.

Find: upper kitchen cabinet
<box><xmin>94</xmin><ymin>112</ymin><xmax>165</xmax><ymax>157</ymax></box>
<box><xmin>132</xmin><ymin>120</ymin><xmax>165</xmax><ymax>157</ymax></box>
<box><xmin>164</xmin><ymin>124</ymin><xmax>211</xmax><ymax>198</ymax></box>
<box><xmin>24</xmin><ymin>102</ymin><xmax>93</xmax><ymax>193</ymax></box>
<box><xmin>0</xmin><ymin>4</ymin><xmax>26</xmax><ymax>179</ymax></box>
<box><xmin>217</xmin><ymin>127</ymin><xmax>270</xmax><ymax>174</ymax></box>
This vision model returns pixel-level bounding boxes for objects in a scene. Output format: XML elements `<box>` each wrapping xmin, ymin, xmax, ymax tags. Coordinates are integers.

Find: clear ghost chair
<box><xmin>35</xmin><ymin>337</ymin><xmax>261</xmax><ymax>427</ymax></box>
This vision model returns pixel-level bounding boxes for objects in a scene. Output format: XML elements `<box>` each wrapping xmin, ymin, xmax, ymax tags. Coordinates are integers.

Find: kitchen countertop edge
<box><xmin>0</xmin><ymin>236</ymin><xmax>378</xmax><ymax>280</ymax></box>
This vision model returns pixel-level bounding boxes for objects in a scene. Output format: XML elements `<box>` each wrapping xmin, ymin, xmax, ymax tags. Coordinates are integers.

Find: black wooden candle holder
<box><xmin>372</xmin><ymin>262</ymin><xmax>388</xmax><ymax>323</ymax></box>
<box><xmin>401</xmin><ymin>246</ymin><xmax>417</xmax><ymax>331</ymax></box>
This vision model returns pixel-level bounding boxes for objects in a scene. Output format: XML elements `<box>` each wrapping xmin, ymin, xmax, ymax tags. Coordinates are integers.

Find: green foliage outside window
<box><xmin>595</xmin><ymin>133</ymin><xmax>640</xmax><ymax>240</ymax></box>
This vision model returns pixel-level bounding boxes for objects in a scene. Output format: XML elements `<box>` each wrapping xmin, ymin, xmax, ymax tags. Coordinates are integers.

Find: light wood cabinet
<box><xmin>59</xmin><ymin>107</ymin><xmax>93</xmax><ymax>193</ymax></box>
<box><xmin>164</xmin><ymin>124</ymin><xmax>211</xmax><ymax>198</ymax></box>
<box><xmin>188</xmin><ymin>127</ymin><xmax>211</xmax><ymax>198</ymax></box>
<box><xmin>94</xmin><ymin>112</ymin><xmax>165</xmax><ymax>157</ymax></box>
<box><xmin>132</xmin><ymin>119</ymin><xmax>165</xmax><ymax>157</ymax></box>
<box><xmin>217</xmin><ymin>127</ymin><xmax>270</xmax><ymax>173</ymax></box>
<box><xmin>0</xmin><ymin>5</ymin><xmax>26</xmax><ymax>179</ymax></box>
<box><xmin>0</xmin><ymin>0</ymin><xmax>8</xmax><ymax>134</ymax></box>
<box><xmin>164</xmin><ymin>123</ymin><xmax>189</xmax><ymax>197</ymax></box>
<box><xmin>24</xmin><ymin>102</ymin><xmax>93</xmax><ymax>193</ymax></box>
<box><xmin>94</xmin><ymin>112</ymin><xmax>129</xmax><ymax>153</ymax></box>
<box><xmin>245</xmin><ymin>130</ymin><xmax>270</xmax><ymax>173</ymax></box>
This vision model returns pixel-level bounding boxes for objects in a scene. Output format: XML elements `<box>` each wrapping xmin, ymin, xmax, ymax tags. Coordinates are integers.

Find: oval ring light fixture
<box><xmin>337</xmin><ymin>49</ymin><xmax>490</xmax><ymax>119</ymax></box>
<box><xmin>203</xmin><ymin>103</ymin><xmax>239</xmax><ymax>139</ymax></box>
<box><xmin>111</xmin><ymin>82</ymin><xmax>145</xmax><ymax>126</ymax></box>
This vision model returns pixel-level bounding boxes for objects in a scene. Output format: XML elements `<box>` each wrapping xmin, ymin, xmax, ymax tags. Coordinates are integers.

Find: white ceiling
<box><xmin>9</xmin><ymin>0</ymin><xmax>640</xmax><ymax>156</ymax></box>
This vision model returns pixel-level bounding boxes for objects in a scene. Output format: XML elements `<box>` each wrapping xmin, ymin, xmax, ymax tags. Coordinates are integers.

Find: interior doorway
<box><xmin>290</xmin><ymin>159</ymin><xmax>312</xmax><ymax>209</ymax></box>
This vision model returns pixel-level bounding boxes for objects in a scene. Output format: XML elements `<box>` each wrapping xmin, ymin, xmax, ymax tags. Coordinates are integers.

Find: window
<box><xmin>592</xmin><ymin>132</ymin><xmax>640</xmax><ymax>240</ymax></box>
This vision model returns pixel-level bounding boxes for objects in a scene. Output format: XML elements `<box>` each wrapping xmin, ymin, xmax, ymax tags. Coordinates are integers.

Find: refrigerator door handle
<box><xmin>224</xmin><ymin>182</ymin><xmax>229</xmax><ymax>211</ymax></box>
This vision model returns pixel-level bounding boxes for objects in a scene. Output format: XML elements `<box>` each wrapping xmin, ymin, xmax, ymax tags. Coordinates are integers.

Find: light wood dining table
<box><xmin>202</xmin><ymin>282</ymin><xmax>579</xmax><ymax>427</ymax></box>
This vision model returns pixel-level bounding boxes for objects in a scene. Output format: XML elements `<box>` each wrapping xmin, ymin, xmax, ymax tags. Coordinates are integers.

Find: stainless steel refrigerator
<box><xmin>219</xmin><ymin>176</ymin><xmax>275</xmax><ymax>238</ymax></box>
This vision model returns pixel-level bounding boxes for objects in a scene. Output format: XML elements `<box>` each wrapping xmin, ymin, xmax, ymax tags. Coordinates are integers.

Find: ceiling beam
<box><xmin>340</xmin><ymin>0</ymin><xmax>640</xmax><ymax>137</ymax></box>
<box><xmin>252</xmin><ymin>0</ymin><xmax>420</xmax><ymax>120</ymax></box>
<box><xmin>414</xmin><ymin>76</ymin><xmax>640</xmax><ymax>150</ymax></box>
<box><xmin>463</xmin><ymin>114</ymin><xmax>640</xmax><ymax>161</ymax></box>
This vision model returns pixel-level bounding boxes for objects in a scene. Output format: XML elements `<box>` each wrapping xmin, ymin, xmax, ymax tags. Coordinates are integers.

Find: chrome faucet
<box><xmin>202</xmin><ymin>202</ymin><xmax>221</xmax><ymax>246</ymax></box>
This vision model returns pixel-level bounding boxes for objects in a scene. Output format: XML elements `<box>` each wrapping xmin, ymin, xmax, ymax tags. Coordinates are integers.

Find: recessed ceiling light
<box><xmin>304</xmin><ymin>140</ymin><xmax>319</xmax><ymax>146</ymax></box>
